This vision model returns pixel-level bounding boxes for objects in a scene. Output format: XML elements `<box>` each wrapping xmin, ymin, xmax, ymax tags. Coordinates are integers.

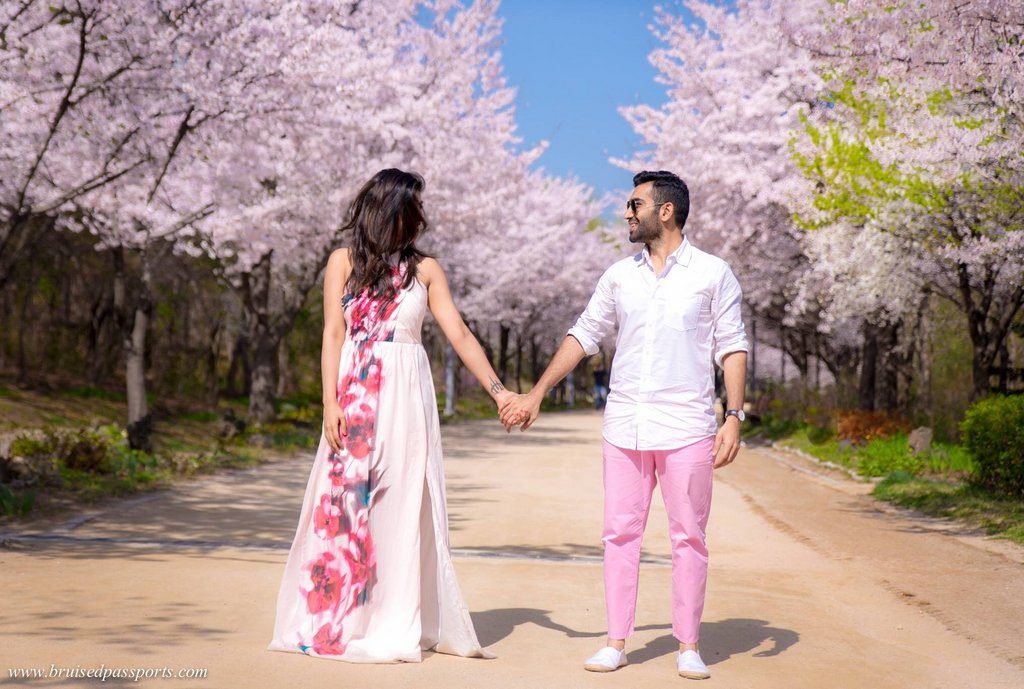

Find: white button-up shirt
<box><xmin>567</xmin><ymin>236</ymin><xmax>749</xmax><ymax>451</ymax></box>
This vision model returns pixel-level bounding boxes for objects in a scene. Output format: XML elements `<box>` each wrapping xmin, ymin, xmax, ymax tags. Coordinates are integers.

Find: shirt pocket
<box><xmin>663</xmin><ymin>294</ymin><xmax>704</xmax><ymax>332</ymax></box>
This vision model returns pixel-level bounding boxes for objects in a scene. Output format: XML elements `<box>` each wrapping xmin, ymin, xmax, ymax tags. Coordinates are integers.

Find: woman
<box><xmin>268</xmin><ymin>169</ymin><xmax>517</xmax><ymax>663</ymax></box>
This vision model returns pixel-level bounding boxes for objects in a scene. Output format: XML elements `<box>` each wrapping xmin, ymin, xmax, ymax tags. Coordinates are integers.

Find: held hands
<box><xmin>493</xmin><ymin>390</ymin><xmax>528</xmax><ymax>431</ymax></box>
<box><xmin>713</xmin><ymin>415</ymin><xmax>741</xmax><ymax>469</ymax></box>
<box><xmin>323</xmin><ymin>402</ymin><xmax>348</xmax><ymax>454</ymax></box>
<box><xmin>498</xmin><ymin>390</ymin><xmax>542</xmax><ymax>432</ymax></box>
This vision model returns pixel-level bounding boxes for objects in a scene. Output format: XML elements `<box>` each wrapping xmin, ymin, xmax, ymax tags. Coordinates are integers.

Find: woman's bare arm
<box><xmin>419</xmin><ymin>258</ymin><xmax>518</xmax><ymax>411</ymax></box>
<box><xmin>322</xmin><ymin>248</ymin><xmax>350</xmax><ymax>452</ymax></box>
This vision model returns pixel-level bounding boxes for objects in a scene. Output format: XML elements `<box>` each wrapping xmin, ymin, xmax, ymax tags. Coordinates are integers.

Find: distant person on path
<box><xmin>593</xmin><ymin>358</ymin><xmax>609</xmax><ymax>409</ymax></box>
<box><xmin>500</xmin><ymin>170</ymin><xmax>749</xmax><ymax>680</ymax></box>
<box><xmin>268</xmin><ymin>169</ymin><xmax>520</xmax><ymax>663</ymax></box>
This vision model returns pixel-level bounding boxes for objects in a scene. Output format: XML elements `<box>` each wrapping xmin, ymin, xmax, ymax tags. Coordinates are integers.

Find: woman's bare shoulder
<box><xmin>417</xmin><ymin>256</ymin><xmax>443</xmax><ymax>285</ymax></box>
<box><xmin>326</xmin><ymin>247</ymin><xmax>352</xmax><ymax>279</ymax></box>
<box><xmin>328</xmin><ymin>246</ymin><xmax>352</xmax><ymax>266</ymax></box>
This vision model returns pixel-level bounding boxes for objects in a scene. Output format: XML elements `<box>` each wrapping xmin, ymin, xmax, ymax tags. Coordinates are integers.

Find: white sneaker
<box><xmin>583</xmin><ymin>646</ymin><xmax>628</xmax><ymax>672</ymax></box>
<box><xmin>677</xmin><ymin>649</ymin><xmax>710</xmax><ymax>679</ymax></box>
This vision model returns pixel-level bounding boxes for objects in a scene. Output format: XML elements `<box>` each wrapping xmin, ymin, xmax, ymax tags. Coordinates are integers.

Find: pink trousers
<box><xmin>602</xmin><ymin>436</ymin><xmax>715</xmax><ymax>644</ymax></box>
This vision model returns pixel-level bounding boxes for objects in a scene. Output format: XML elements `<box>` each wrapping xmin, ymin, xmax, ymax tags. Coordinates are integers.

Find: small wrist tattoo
<box><xmin>489</xmin><ymin>378</ymin><xmax>505</xmax><ymax>395</ymax></box>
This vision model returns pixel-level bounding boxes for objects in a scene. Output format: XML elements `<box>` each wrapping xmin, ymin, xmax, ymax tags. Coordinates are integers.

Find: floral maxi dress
<box><xmin>267</xmin><ymin>263</ymin><xmax>493</xmax><ymax>663</ymax></box>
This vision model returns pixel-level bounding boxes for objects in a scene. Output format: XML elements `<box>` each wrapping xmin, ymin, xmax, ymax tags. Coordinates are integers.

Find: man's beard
<box><xmin>628</xmin><ymin>214</ymin><xmax>660</xmax><ymax>244</ymax></box>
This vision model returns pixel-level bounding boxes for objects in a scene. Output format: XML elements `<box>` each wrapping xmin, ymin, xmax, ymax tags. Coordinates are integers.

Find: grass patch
<box><xmin>772</xmin><ymin>421</ymin><xmax>1016</xmax><ymax>543</ymax></box>
<box><xmin>177</xmin><ymin>410</ymin><xmax>220</xmax><ymax>423</ymax></box>
<box><xmin>856</xmin><ymin>435</ymin><xmax>923</xmax><ymax>477</ymax></box>
<box><xmin>745</xmin><ymin>415</ymin><xmax>803</xmax><ymax>441</ymax></box>
<box><xmin>43</xmin><ymin>413</ymin><xmax>73</xmax><ymax>427</ymax></box>
<box><xmin>776</xmin><ymin>428</ymin><xmax>975</xmax><ymax>480</ymax></box>
<box><xmin>66</xmin><ymin>385</ymin><xmax>125</xmax><ymax>402</ymax></box>
<box><xmin>873</xmin><ymin>472</ymin><xmax>1024</xmax><ymax>546</ymax></box>
<box><xmin>776</xmin><ymin>427</ymin><xmax>855</xmax><ymax>469</ymax></box>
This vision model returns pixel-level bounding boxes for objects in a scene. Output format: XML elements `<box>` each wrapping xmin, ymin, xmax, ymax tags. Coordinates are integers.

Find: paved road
<box><xmin>2</xmin><ymin>410</ymin><xmax>1022</xmax><ymax>688</ymax></box>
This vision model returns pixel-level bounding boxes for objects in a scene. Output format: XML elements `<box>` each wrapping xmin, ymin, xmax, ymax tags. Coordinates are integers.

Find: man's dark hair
<box><xmin>633</xmin><ymin>170</ymin><xmax>690</xmax><ymax>229</ymax></box>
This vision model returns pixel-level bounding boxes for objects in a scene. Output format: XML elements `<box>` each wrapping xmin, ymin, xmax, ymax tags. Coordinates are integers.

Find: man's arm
<box><xmin>714</xmin><ymin>351</ymin><xmax>747</xmax><ymax>468</ymax></box>
<box><xmin>499</xmin><ymin>335</ymin><xmax>586</xmax><ymax>431</ymax></box>
<box><xmin>499</xmin><ymin>267</ymin><xmax>617</xmax><ymax>431</ymax></box>
<box><xmin>711</xmin><ymin>262</ymin><xmax>750</xmax><ymax>468</ymax></box>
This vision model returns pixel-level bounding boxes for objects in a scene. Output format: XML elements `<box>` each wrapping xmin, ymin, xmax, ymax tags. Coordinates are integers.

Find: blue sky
<box><xmin>497</xmin><ymin>1</ymin><xmax>696</xmax><ymax>199</ymax></box>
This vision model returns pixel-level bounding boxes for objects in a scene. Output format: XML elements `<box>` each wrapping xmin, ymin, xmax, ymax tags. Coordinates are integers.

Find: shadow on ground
<box><xmin>471</xmin><ymin>608</ymin><xmax>798</xmax><ymax>667</ymax></box>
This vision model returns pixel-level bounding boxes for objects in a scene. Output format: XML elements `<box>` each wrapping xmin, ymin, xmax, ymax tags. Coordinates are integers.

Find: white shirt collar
<box><xmin>636</xmin><ymin>235</ymin><xmax>692</xmax><ymax>269</ymax></box>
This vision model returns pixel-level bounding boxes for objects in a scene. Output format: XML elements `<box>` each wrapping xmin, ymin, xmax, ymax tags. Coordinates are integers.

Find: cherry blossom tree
<box><xmin>615</xmin><ymin>1</ymin><xmax>857</xmax><ymax>383</ymax></box>
<box><xmin>621</xmin><ymin>0</ymin><xmax>1024</xmax><ymax>409</ymax></box>
<box><xmin>791</xmin><ymin>0</ymin><xmax>1024</xmax><ymax>399</ymax></box>
<box><xmin>2</xmin><ymin>0</ymin><xmax>289</xmax><ymax>445</ymax></box>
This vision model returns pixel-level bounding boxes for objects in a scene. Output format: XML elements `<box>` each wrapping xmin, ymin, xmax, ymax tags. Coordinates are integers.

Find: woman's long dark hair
<box><xmin>343</xmin><ymin>168</ymin><xmax>431</xmax><ymax>300</ymax></box>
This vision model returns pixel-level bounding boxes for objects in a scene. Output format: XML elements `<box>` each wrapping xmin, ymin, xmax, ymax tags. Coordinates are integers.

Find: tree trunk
<box><xmin>498</xmin><ymin>324</ymin><xmax>510</xmax><ymax>382</ymax></box>
<box><xmin>276</xmin><ymin>339</ymin><xmax>291</xmax><ymax>398</ymax></box>
<box><xmin>225</xmin><ymin>330</ymin><xmax>251</xmax><ymax>397</ymax></box>
<box><xmin>530</xmin><ymin>336</ymin><xmax>542</xmax><ymax>383</ymax></box>
<box><xmin>997</xmin><ymin>338</ymin><xmax>1010</xmax><ymax>394</ymax></box>
<box><xmin>813</xmin><ymin>337</ymin><xmax>820</xmax><ymax>391</ymax></box>
<box><xmin>206</xmin><ymin>320</ymin><xmax>221</xmax><ymax>408</ymax></box>
<box><xmin>248</xmin><ymin>323</ymin><xmax>280</xmax><ymax>423</ymax></box>
<box><xmin>117</xmin><ymin>247</ymin><xmax>154</xmax><ymax>452</ymax></box>
<box><xmin>779</xmin><ymin>327</ymin><xmax>786</xmax><ymax>385</ymax></box>
<box><xmin>477</xmin><ymin>323</ymin><xmax>495</xmax><ymax>368</ymax></box>
<box><xmin>858</xmin><ymin>321</ymin><xmax>878</xmax><ymax>411</ymax></box>
<box><xmin>956</xmin><ymin>262</ymin><xmax>1024</xmax><ymax>400</ymax></box>
<box><xmin>514</xmin><ymin>333</ymin><xmax>523</xmax><ymax>393</ymax></box>
<box><xmin>0</xmin><ymin>286</ymin><xmax>8</xmax><ymax>370</ymax></box>
<box><xmin>16</xmin><ymin>268</ymin><xmax>32</xmax><ymax>384</ymax></box>
<box><xmin>444</xmin><ymin>342</ymin><xmax>457</xmax><ymax>417</ymax></box>
<box><xmin>750</xmin><ymin>316</ymin><xmax>757</xmax><ymax>394</ymax></box>
<box><xmin>566</xmin><ymin>369</ymin><xmax>576</xmax><ymax>408</ymax></box>
<box><xmin>876</xmin><ymin>322</ymin><xmax>899</xmax><ymax>411</ymax></box>
<box><xmin>88</xmin><ymin>286</ymin><xmax>114</xmax><ymax>386</ymax></box>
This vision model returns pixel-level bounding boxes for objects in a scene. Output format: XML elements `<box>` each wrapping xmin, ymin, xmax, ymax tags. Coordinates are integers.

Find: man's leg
<box><xmin>602</xmin><ymin>439</ymin><xmax>657</xmax><ymax>648</ymax></box>
<box><xmin>655</xmin><ymin>436</ymin><xmax>715</xmax><ymax>649</ymax></box>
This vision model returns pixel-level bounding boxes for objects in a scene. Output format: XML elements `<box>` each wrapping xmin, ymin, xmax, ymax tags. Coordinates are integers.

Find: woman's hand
<box><xmin>494</xmin><ymin>390</ymin><xmax>528</xmax><ymax>429</ymax></box>
<box><xmin>499</xmin><ymin>389</ymin><xmax>542</xmax><ymax>432</ymax></box>
<box><xmin>493</xmin><ymin>389</ymin><xmax>517</xmax><ymax>410</ymax></box>
<box><xmin>323</xmin><ymin>402</ymin><xmax>348</xmax><ymax>454</ymax></box>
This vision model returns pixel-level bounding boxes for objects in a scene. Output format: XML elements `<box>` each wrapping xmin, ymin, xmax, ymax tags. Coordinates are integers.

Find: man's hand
<box><xmin>499</xmin><ymin>390</ymin><xmax>543</xmax><ymax>432</ymax></box>
<box><xmin>493</xmin><ymin>390</ymin><xmax>527</xmax><ymax>429</ymax></box>
<box><xmin>713</xmin><ymin>416</ymin><xmax>741</xmax><ymax>469</ymax></box>
<box><xmin>324</xmin><ymin>402</ymin><xmax>348</xmax><ymax>454</ymax></box>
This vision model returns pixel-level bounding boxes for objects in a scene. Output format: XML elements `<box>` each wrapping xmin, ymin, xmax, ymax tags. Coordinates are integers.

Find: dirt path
<box><xmin>1</xmin><ymin>411</ymin><xmax>1022</xmax><ymax>688</ymax></box>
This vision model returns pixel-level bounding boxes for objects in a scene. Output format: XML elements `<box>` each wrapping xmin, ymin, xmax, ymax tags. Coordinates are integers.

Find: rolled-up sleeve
<box><xmin>567</xmin><ymin>268</ymin><xmax>617</xmax><ymax>356</ymax></box>
<box><xmin>711</xmin><ymin>263</ymin><xmax>749</xmax><ymax>368</ymax></box>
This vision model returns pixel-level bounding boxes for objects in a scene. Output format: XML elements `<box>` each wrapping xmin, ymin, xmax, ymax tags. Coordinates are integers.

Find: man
<box><xmin>500</xmin><ymin>170</ymin><xmax>748</xmax><ymax>680</ymax></box>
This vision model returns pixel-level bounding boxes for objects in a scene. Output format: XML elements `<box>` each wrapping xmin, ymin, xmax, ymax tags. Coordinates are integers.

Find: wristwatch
<box><xmin>725</xmin><ymin>409</ymin><xmax>745</xmax><ymax>423</ymax></box>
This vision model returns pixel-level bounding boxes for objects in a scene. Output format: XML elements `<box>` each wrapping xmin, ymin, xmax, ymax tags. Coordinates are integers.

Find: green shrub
<box><xmin>53</xmin><ymin>429</ymin><xmax>111</xmax><ymax>472</ymax></box>
<box><xmin>8</xmin><ymin>426</ymin><xmax>157</xmax><ymax>478</ymax></box>
<box><xmin>856</xmin><ymin>434</ymin><xmax>924</xmax><ymax>477</ymax></box>
<box><xmin>10</xmin><ymin>435</ymin><xmax>51</xmax><ymax>457</ymax></box>
<box><xmin>962</xmin><ymin>395</ymin><xmax>1024</xmax><ymax>497</ymax></box>
<box><xmin>920</xmin><ymin>442</ymin><xmax>975</xmax><ymax>476</ymax></box>
<box><xmin>754</xmin><ymin>413</ymin><xmax>802</xmax><ymax>440</ymax></box>
<box><xmin>0</xmin><ymin>485</ymin><xmax>35</xmax><ymax>516</ymax></box>
<box><xmin>66</xmin><ymin>385</ymin><xmax>123</xmax><ymax>401</ymax></box>
<box><xmin>178</xmin><ymin>410</ymin><xmax>220</xmax><ymax>423</ymax></box>
<box><xmin>806</xmin><ymin>424</ymin><xmax>835</xmax><ymax>445</ymax></box>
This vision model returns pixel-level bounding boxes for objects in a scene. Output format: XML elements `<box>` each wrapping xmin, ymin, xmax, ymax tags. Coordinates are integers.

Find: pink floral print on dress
<box><xmin>296</xmin><ymin>263</ymin><xmax>407</xmax><ymax>656</ymax></box>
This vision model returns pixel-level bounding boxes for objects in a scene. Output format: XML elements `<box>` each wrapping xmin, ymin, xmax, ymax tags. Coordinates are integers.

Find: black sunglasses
<box><xmin>626</xmin><ymin>199</ymin><xmax>668</xmax><ymax>214</ymax></box>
